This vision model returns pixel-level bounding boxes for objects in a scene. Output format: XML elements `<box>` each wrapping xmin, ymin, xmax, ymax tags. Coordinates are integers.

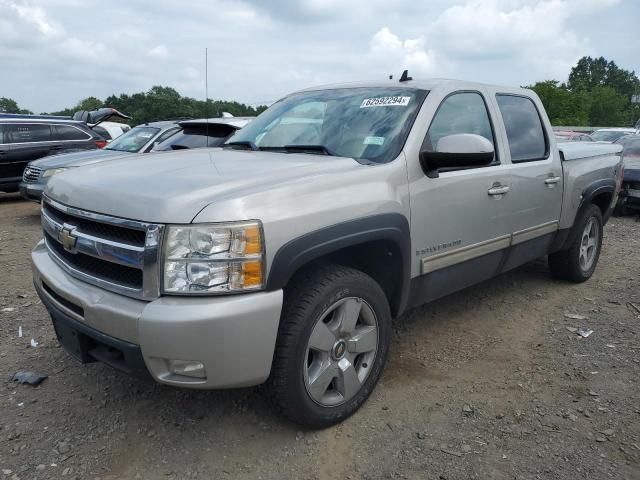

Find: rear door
<box><xmin>492</xmin><ymin>93</ymin><xmax>563</xmax><ymax>271</ymax></box>
<box><xmin>0</xmin><ymin>124</ymin><xmax>14</xmax><ymax>184</ymax></box>
<box><xmin>408</xmin><ymin>89</ymin><xmax>512</xmax><ymax>303</ymax></box>
<box><xmin>7</xmin><ymin>123</ymin><xmax>53</xmax><ymax>178</ymax></box>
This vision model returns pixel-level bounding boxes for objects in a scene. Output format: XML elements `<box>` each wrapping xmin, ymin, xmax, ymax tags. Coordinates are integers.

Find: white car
<box><xmin>590</xmin><ymin>127</ymin><xmax>639</xmax><ymax>143</ymax></box>
<box><xmin>92</xmin><ymin>121</ymin><xmax>131</xmax><ymax>143</ymax></box>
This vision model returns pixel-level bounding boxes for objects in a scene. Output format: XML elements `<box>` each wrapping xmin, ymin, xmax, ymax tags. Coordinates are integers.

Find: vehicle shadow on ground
<box><xmin>0</xmin><ymin>192</ymin><xmax>26</xmax><ymax>204</ymax></box>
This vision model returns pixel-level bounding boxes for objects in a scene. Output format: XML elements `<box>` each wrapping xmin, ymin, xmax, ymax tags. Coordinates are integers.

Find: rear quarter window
<box><xmin>55</xmin><ymin>125</ymin><xmax>92</xmax><ymax>141</ymax></box>
<box><xmin>496</xmin><ymin>95</ymin><xmax>548</xmax><ymax>162</ymax></box>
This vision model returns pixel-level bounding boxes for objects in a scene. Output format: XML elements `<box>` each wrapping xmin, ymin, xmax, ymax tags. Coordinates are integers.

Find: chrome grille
<box><xmin>23</xmin><ymin>166</ymin><xmax>42</xmax><ymax>183</ymax></box>
<box><xmin>41</xmin><ymin>196</ymin><xmax>163</xmax><ymax>300</ymax></box>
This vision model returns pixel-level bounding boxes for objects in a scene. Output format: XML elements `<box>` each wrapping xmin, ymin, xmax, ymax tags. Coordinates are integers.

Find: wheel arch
<box><xmin>554</xmin><ymin>180</ymin><xmax>611</xmax><ymax>253</ymax></box>
<box><xmin>266</xmin><ymin>214</ymin><xmax>411</xmax><ymax>318</ymax></box>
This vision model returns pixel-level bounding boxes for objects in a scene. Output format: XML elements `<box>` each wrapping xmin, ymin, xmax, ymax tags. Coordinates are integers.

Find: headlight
<box><xmin>42</xmin><ymin>168</ymin><xmax>68</xmax><ymax>178</ymax></box>
<box><xmin>162</xmin><ymin>221</ymin><xmax>264</xmax><ymax>294</ymax></box>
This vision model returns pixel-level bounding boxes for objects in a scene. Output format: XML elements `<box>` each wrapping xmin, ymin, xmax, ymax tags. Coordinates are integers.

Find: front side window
<box><xmin>56</xmin><ymin>125</ymin><xmax>91</xmax><ymax>141</ymax></box>
<box><xmin>105</xmin><ymin>126</ymin><xmax>159</xmax><ymax>153</ymax></box>
<box><xmin>423</xmin><ymin>92</ymin><xmax>496</xmax><ymax>163</ymax></box>
<box><xmin>226</xmin><ymin>87</ymin><xmax>428</xmax><ymax>163</ymax></box>
<box><xmin>496</xmin><ymin>95</ymin><xmax>547</xmax><ymax>162</ymax></box>
<box><xmin>9</xmin><ymin>123</ymin><xmax>52</xmax><ymax>143</ymax></box>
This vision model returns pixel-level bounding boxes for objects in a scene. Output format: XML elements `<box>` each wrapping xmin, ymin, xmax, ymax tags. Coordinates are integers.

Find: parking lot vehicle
<box><xmin>19</xmin><ymin>121</ymin><xmax>181</xmax><ymax>201</ymax></box>
<box><xmin>615</xmin><ymin>134</ymin><xmax>640</xmax><ymax>215</ymax></box>
<box><xmin>151</xmin><ymin>117</ymin><xmax>252</xmax><ymax>151</ymax></box>
<box><xmin>92</xmin><ymin>121</ymin><xmax>131</xmax><ymax>142</ymax></box>
<box><xmin>19</xmin><ymin>118</ymin><xmax>251</xmax><ymax>202</ymax></box>
<box><xmin>1</xmin><ymin>109</ymin><xmax>128</xmax><ymax>193</ymax></box>
<box><xmin>554</xmin><ymin>130</ymin><xmax>593</xmax><ymax>142</ymax></box>
<box><xmin>32</xmin><ymin>79</ymin><xmax>623</xmax><ymax>427</ymax></box>
<box><xmin>590</xmin><ymin>127</ymin><xmax>639</xmax><ymax>142</ymax></box>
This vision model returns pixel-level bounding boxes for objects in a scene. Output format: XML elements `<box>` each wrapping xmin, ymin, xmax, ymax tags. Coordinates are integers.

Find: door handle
<box><xmin>488</xmin><ymin>185</ymin><xmax>510</xmax><ymax>196</ymax></box>
<box><xmin>545</xmin><ymin>176</ymin><xmax>561</xmax><ymax>185</ymax></box>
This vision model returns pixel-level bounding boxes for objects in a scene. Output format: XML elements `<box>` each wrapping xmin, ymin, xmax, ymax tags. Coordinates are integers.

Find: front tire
<box><xmin>266</xmin><ymin>265</ymin><xmax>391</xmax><ymax>428</ymax></box>
<box><xmin>548</xmin><ymin>204</ymin><xmax>603</xmax><ymax>282</ymax></box>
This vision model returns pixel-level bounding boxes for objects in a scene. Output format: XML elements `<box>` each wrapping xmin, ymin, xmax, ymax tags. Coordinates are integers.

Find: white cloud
<box><xmin>6</xmin><ymin>0</ymin><xmax>62</xmax><ymax>37</ymax></box>
<box><xmin>148</xmin><ymin>45</ymin><xmax>169</xmax><ymax>58</ymax></box>
<box><xmin>369</xmin><ymin>27</ymin><xmax>438</xmax><ymax>76</ymax></box>
<box><xmin>0</xmin><ymin>0</ymin><xmax>635</xmax><ymax>113</ymax></box>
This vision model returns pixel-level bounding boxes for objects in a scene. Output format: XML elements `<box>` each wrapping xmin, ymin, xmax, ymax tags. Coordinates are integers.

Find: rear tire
<box><xmin>266</xmin><ymin>264</ymin><xmax>391</xmax><ymax>428</ymax></box>
<box><xmin>548</xmin><ymin>204</ymin><xmax>603</xmax><ymax>283</ymax></box>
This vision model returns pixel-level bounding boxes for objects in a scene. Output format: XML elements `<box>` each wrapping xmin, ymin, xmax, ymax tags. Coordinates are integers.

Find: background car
<box><xmin>19</xmin><ymin>120</ymin><xmax>181</xmax><ymax>201</ymax></box>
<box><xmin>590</xmin><ymin>127</ymin><xmax>639</xmax><ymax>142</ymax></box>
<box><xmin>19</xmin><ymin>117</ymin><xmax>252</xmax><ymax>202</ymax></box>
<box><xmin>152</xmin><ymin>117</ymin><xmax>252</xmax><ymax>151</ymax></box>
<box><xmin>1</xmin><ymin>110</ymin><xmax>127</xmax><ymax>193</ymax></box>
<box><xmin>554</xmin><ymin>131</ymin><xmax>593</xmax><ymax>142</ymax></box>
<box><xmin>92</xmin><ymin>121</ymin><xmax>131</xmax><ymax>143</ymax></box>
<box><xmin>615</xmin><ymin>134</ymin><xmax>640</xmax><ymax>215</ymax></box>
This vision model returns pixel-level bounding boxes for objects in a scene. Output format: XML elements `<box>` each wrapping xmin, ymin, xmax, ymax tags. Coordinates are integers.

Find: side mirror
<box><xmin>420</xmin><ymin>133</ymin><xmax>494</xmax><ymax>178</ymax></box>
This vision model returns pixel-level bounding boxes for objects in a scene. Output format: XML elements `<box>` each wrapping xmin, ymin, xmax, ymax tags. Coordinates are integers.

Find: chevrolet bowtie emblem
<box><xmin>59</xmin><ymin>223</ymin><xmax>78</xmax><ymax>253</ymax></box>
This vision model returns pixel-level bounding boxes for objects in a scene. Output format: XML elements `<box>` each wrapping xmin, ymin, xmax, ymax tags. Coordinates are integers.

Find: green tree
<box><xmin>0</xmin><ymin>97</ymin><xmax>33</xmax><ymax>114</ymax></box>
<box><xmin>588</xmin><ymin>86</ymin><xmax>628</xmax><ymax>126</ymax></box>
<box><xmin>527</xmin><ymin>80</ymin><xmax>590</xmax><ymax>125</ymax></box>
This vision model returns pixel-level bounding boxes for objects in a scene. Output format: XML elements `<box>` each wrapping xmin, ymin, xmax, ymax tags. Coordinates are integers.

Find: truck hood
<box><xmin>45</xmin><ymin>148</ymin><xmax>362</xmax><ymax>223</ymax></box>
<box><xmin>31</xmin><ymin>149</ymin><xmax>132</xmax><ymax>169</ymax></box>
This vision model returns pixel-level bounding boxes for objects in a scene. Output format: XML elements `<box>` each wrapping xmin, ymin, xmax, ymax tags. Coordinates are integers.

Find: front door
<box><xmin>408</xmin><ymin>90</ymin><xmax>512</xmax><ymax>305</ymax></box>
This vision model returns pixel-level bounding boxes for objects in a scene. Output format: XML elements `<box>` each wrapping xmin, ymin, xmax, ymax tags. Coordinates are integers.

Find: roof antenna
<box><xmin>205</xmin><ymin>47</ymin><xmax>209</xmax><ymax>148</ymax></box>
<box><xmin>399</xmin><ymin>69</ymin><xmax>412</xmax><ymax>82</ymax></box>
<box><xmin>389</xmin><ymin>74</ymin><xmax>393</xmax><ymax>80</ymax></box>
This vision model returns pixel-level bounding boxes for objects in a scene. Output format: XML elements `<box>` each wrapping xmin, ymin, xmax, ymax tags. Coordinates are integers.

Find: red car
<box><xmin>554</xmin><ymin>131</ymin><xmax>593</xmax><ymax>142</ymax></box>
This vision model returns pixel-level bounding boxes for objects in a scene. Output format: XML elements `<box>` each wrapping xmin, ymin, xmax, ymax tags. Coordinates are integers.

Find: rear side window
<box><xmin>0</xmin><ymin>124</ymin><xmax>5</xmax><ymax>144</ymax></box>
<box><xmin>56</xmin><ymin>125</ymin><xmax>91</xmax><ymax>141</ymax></box>
<box><xmin>9</xmin><ymin>123</ymin><xmax>52</xmax><ymax>143</ymax></box>
<box><xmin>496</xmin><ymin>95</ymin><xmax>547</xmax><ymax>162</ymax></box>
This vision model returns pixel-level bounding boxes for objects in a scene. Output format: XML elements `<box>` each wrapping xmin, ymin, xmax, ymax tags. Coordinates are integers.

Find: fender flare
<box><xmin>552</xmin><ymin>178</ymin><xmax>616</xmax><ymax>252</ymax></box>
<box><xmin>266</xmin><ymin>213</ymin><xmax>412</xmax><ymax>316</ymax></box>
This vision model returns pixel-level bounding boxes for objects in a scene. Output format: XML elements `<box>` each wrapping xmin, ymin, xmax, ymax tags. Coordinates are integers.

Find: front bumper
<box><xmin>32</xmin><ymin>240</ymin><xmax>284</xmax><ymax>389</ymax></box>
<box><xmin>19</xmin><ymin>181</ymin><xmax>45</xmax><ymax>203</ymax></box>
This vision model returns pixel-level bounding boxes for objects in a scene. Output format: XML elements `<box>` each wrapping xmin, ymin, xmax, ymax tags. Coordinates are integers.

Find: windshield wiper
<box><xmin>282</xmin><ymin>144</ymin><xmax>337</xmax><ymax>156</ymax></box>
<box><xmin>224</xmin><ymin>140</ymin><xmax>258</xmax><ymax>151</ymax></box>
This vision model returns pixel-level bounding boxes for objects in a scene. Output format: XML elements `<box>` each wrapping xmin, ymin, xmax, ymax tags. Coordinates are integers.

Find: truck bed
<box><xmin>558</xmin><ymin>142</ymin><xmax>622</xmax><ymax>161</ymax></box>
<box><xmin>558</xmin><ymin>142</ymin><xmax>623</xmax><ymax>229</ymax></box>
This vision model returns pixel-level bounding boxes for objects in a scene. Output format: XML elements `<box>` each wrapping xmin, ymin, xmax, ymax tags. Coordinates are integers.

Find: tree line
<box><xmin>526</xmin><ymin>56</ymin><xmax>640</xmax><ymax>127</ymax></box>
<box><xmin>2</xmin><ymin>56</ymin><xmax>639</xmax><ymax>127</ymax></box>
<box><xmin>0</xmin><ymin>86</ymin><xmax>267</xmax><ymax>125</ymax></box>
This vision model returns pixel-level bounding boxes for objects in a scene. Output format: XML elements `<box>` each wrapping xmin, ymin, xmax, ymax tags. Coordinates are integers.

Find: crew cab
<box><xmin>31</xmin><ymin>79</ymin><xmax>623</xmax><ymax>427</ymax></box>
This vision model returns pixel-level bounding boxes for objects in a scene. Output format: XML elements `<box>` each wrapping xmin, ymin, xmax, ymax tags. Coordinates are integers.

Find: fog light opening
<box><xmin>168</xmin><ymin>359</ymin><xmax>206</xmax><ymax>379</ymax></box>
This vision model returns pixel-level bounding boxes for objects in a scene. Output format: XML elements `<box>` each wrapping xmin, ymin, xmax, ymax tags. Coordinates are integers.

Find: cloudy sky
<box><xmin>1</xmin><ymin>0</ymin><xmax>638</xmax><ymax>113</ymax></box>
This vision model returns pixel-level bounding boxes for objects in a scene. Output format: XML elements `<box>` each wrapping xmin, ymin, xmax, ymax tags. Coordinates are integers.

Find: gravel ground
<box><xmin>0</xmin><ymin>192</ymin><xmax>639</xmax><ymax>480</ymax></box>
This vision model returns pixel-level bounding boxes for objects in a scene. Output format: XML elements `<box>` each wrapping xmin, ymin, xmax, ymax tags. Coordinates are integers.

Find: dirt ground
<box><xmin>0</xmin><ymin>192</ymin><xmax>639</xmax><ymax>480</ymax></box>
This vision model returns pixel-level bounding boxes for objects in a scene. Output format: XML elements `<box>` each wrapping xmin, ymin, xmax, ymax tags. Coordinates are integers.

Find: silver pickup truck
<box><xmin>32</xmin><ymin>79</ymin><xmax>623</xmax><ymax>427</ymax></box>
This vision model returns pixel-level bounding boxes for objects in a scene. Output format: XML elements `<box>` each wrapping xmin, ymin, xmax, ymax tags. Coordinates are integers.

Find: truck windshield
<box><xmin>225</xmin><ymin>87</ymin><xmax>427</xmax><ymax>163</ymax></box>
<box><xmin>105</xmin><ymin>127</ymin><xmax>159</xmax><ymax>152</ymax></box>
